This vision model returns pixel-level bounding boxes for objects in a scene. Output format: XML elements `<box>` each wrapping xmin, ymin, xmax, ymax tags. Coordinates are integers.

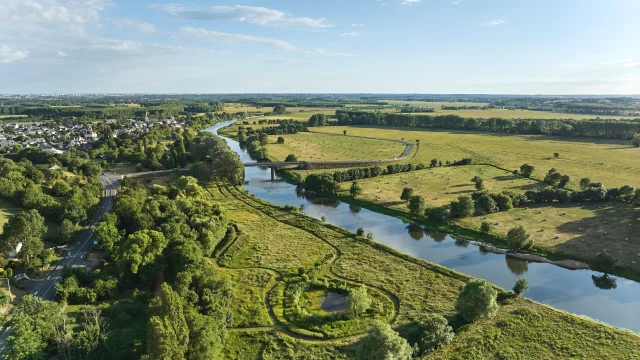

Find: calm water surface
<box><xmin>207</xmin><ymin>120</ymin><xmax>640</xmax><ymax>333</ymax></box>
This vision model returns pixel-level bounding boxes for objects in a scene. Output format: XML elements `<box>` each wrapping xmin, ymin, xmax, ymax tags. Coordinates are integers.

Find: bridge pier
<box><xmin>270</xmin><ymin>166</ymin><xmax>275</xmax><ymax>181</ymax></box>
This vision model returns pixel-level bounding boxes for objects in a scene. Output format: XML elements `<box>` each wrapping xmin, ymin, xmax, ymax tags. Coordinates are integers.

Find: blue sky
<box><xmin>1</xmin><ymin>0</ymin><xmax>639</xmax><ymax>94</ymax></box>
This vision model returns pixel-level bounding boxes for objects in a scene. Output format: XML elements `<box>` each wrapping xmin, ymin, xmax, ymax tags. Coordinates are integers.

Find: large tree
<box><xmin>0</xmin><ymin>209</ymin><xmax>47</xmax><ymax>264</ymax></box>
<box><xmin>347</xmin><ymin>286</ymin><xmax>371</xmax><ymax>318</ymax></box>
<box><xmin>116</xmin><ymin>229</ymin><xmax>168</xmax><ymax>274</ymax></box>
<box><xmin>506</xmin><ymin>225</ymin><xmax>533</xmax><ymax>251</ymax></box>
<box><xmin>455</xmin><ymin>279</ymin><xmax>499</xmax><ymax>323</ymax></box>
<box><xmin>408</xmin><ymin>313</ymin><xmax>454</xmax><ymax>356</ymax></box>
<box><xmin>356</xmin><ymin>322</ymin><xmax>412</xmax><ymax>360</ymax></box>
<box><xmin>144</xmin><ymin>283</ymin><xmax>190</xmax><ymax>360</ymax></box>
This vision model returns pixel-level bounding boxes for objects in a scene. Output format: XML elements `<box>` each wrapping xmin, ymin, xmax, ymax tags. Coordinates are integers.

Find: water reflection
<box><xmin>349</xmin><ymin>204</ymin><xmax>362</xmax><ymax>213</ymax></box>
<box><xmin>423</xmin><ymin>229</ymin><xmax>446</xmax><ymax>243</ymax></box>
<box><xmin>454</xmin><ymin>238</ymin><xmax>469</xmax><ymax>248</ymax></box>
<box><xmin>505</xmin><ymin>256</ymin><xmax>529</xmax><ymax>275</ymax></box>
<box><xmin>592</xmin><ymin>274</ymin><xmax>617</xmax><ymax>290</ymax></box>
<box><xmin>405</xmin><ymin>223</ymin><xmax>424</xmax><ymax>240</ymax></box>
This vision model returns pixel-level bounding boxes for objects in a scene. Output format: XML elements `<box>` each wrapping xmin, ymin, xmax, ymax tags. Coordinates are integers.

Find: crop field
<box><xmin>310</xmin><ymin>126</ymin><xmax>640</xmax><ymax>189</ymax></box>
<box><xmin>206</xmin><ymin>184</ymin><xmax>640</xmax><ymax>359</ymax></box>
<box><xmin>266</xmin><ymin>132</ymin><xmax>407</xmax><ymax>162</ymax></box>
<box><xmin>371</xmin><ymin>100</ymin><xmax>639</xmax><ymax>120</ymax></box>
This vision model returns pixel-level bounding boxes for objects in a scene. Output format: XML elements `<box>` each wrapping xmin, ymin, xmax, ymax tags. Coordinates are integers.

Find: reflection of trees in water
<box><xmin>424</xmin><ymin>230</ymin><xmax>446</xmax><ymax>243</ymax></box>
<box><xmin>349</xmin><ymin>204</ymin><xmax>362</xmax><ymax>213</ymax></box>
<box><xmin>295</xmin><ymin>187</ymin><xmax>305</xmax><ymax>198</ymax></box>
<box><xmin>305</xmin><ymin>196</ymin><xmax>341</xmax><ymax>208</ymax></box>
<box><xmin>478</xmin><ymin>246</ymin><xmax>490</xmax><ymax>256</ymax></box>
<box><xmin>505</xmin><ymin>256</ymin><xmax>529</xmax><ymax>275</ymax></box>
<box><xmin>405</xmin><ymin>223</ymin><xmax>424</xmax><ymax>241</ymax></box>
<box><xmin>454</xmin><ymin>238</ymin><xmax>469</xmax><ymax>248</ymax></box>
<box><xmin>591</xmin><ymin>274</ymin><xmax>617</xmax><ymax>290</ymax></box>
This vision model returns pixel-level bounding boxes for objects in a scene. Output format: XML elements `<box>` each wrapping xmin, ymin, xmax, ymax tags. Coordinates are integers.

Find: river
<box><xmin>206</xmin><ymin>120</ymin><xmax>640</xmax><ymax>333</ymax></box>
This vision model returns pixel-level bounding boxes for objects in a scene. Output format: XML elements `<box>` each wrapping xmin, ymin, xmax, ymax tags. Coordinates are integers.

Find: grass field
<box><xmin>260</xmin><ymin>109</ymin><xmax>336</xmax><ymax>122</ymax></box>
<box><xmin>223</xmin><ymin>103</ymin><xmax>268</xmax><ymax>113</ymax></box>
<box><xmin>311</xmin><ymin>126</ymin><xmax>640</xmax><ymax>189</ymax></box>
<box><xmin>0</xmin><ymin>198</ymin><xmax>20</xmax><ymax>233</ymax></box>
<box><xmin>266</xmin><ymin>132</ymin><xmax>407</xmax><ymax>162</ymax></box>
<box><xmin>374</xmin><ymin>100</ymin><xmax>639</xmax><ymax>120</ymax></box>
<box><xmin>0</xmin><ymin>115</ymin><xmax>28</xmax><ymax>119</ymax></box>
<box><xmin>208</xmin><ymin>184</ymin><xmax>640</xmax><ymax>359</ymax></box>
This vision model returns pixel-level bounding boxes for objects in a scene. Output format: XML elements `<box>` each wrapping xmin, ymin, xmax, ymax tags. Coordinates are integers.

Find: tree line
<box><xmin>335</xmin><ymin>110</ymin><xmax>640</xmax><ymax>140</ymax></box>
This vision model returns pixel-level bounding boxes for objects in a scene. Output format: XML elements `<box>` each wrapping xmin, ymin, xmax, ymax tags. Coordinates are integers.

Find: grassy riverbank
<box><xmin>208</xmin><ymin>183</ymin><xmax>640</xmax><ymax>359</ymax></box>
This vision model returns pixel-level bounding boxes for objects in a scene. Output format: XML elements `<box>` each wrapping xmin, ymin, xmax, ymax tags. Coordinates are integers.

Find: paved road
<box><xmin>0</xmin><ymin>173</ymin><xmax>118</xmax><ymax>353</ymax></box>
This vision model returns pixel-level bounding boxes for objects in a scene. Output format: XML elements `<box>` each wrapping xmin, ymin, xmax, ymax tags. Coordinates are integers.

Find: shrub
<box><xmin>276</xmin><ymin>136</ymin><xmax>285</xmax><ymax>144</ymax></box>
<box><xmin>494</xmin><ymin>193</ymin><xmax>513</xmax><ymax>211</ymax></box>
<box><xmin>408</xmin><ymin>313</ymin><xmax>454</xmax><ymax>356</ymax></box>
<box><xmin>480</xmin><ymin>221</ymin><xmax>493</xmax><ymax>234</ymax></box>
<box><xmin>455</xmin><ymin>279</ymin><xmax>499</xmax><ymax>323</ymax></box>
<box><xmin>507</xmin><ymin>225</ymin><xmax>533</xmax><ymax>251</ymax></box>
<box><xmin>513</xmin><ymin>278</ymin><xmax>529</xmax><ymax>295</ymax></box>
<box><xmin>476</xmin><ymin>195</ymin><xmax>499</xmax><ymax>214</ymax></box>
<box><xmin>474</xmin><ymin>179</ymin><xmax>485</xmax><ymax>190</ymax></box>
<box><xmin>356</xmin><ymin>322</ymin><xmax>412</xmax><ymax>360</ymax></box>
<box><xmin>347</xmin><ymin>286</ymin><xmax>372</xmax><ymax>318</ymax></box>
<box><xmin>349</xmin><ymin>182</ymin><xmax>363</xmax><ymax>198</ymax></box>
<box><xmin>356</xmin><ymin>227</ymin><xmax>365</xmax><ymax>236</ymax></box>
<box><xmin>425</xmin><ymin>207</ymin><xmax>449</xmax><ymax>222</ymax></box>
<box><xmin>408</xmin><ymin>195</ymin><xmax>425</xmax><ymax>215</ymax></box>
<box><xmin>520</xmin><ymin>164</ymin><xmax>535</xmax><ymax>177</ymax></box>
<box><xmin>632</xmin><ymin>133</ymin><xmax>640</xmax><ymax>147</ymax></box>
<box><xmin>285</xmin><ymin>154</ymin><xmax>298</xmax><ymax>162</ymax></box>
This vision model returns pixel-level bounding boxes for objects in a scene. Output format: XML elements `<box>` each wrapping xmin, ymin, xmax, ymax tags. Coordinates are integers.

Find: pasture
<box><xmin>207</xmin><ymin>185</ymin><xmax>640</xmax><ymax>359</ymax></box>
<box><xmin>310</xmin><ymin>126</ymin><xmax>640</xmax><ymax>188</ymax></box>
<box><xmin>266</xmin><ymin>132</ymin><xmax>407</xmax><ymax>162</ymax></box>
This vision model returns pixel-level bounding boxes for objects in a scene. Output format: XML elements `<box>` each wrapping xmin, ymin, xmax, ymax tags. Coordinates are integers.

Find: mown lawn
<box><xmin>208</xmin><ymin>184</ymin><xmax>640</xmax><ymax>359</ymax></box>
<box><xmin>266</xmin><ymin>132</ymin><xmax>407</xmax><ymax>162</ymax></box>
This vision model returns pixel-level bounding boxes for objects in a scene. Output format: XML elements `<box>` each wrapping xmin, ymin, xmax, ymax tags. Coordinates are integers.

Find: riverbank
<box><xmin>277</xmin><ymin>167</ymin><xmax>640</xmax><ymax>283</ymax></box>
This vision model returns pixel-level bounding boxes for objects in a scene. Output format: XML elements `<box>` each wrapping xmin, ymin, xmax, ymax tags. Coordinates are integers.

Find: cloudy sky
<box><xmin>1</xmin><ymin>0</ymin><xmax>639</xmax><ymax>94</ymax></box>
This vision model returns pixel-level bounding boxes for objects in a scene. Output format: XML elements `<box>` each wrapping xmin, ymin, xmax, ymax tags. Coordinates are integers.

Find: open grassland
<box><xmin>0</xmin><ymin>115</ymin><xmax>28</xmax><ymax>119</ymax></box>
<box><xmin>373</xmin><ymin>100</ymin><xmax>639</xmax><ymax>120</ymax></box>
<box><xmin>223</xmin><ymin>103</ymin><xmax>268</xmax><ymax>113</ymax></box>
<box><xmin>261</xmin><ymin>109</ymin><xmax>337</xmax><ymax>122</ymax></box>
<box><xmin>0</xmin><ymin>198</ymin><xmax>20</xmax><ymax>233</ymax></box>
<box><xmin>208</xmin><ymin>184</ymin><xmax>640</xmax><ymax>359</ymax></box>
<box><xmin>266</xmin><ymin>132</ymin><xmax>407</xmax><ymax>162</ymax></box>
<box><xmin>311</xmin><ymin>126</ymin><xmax>640</xmax><ymax>188</ymax></box>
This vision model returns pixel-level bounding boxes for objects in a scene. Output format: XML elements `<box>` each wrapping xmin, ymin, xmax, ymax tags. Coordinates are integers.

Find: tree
<box><xmin>117</xmin><ymin>230</ymin><xmax>168</xmax><ymax>274</ymax></box>
<box><xmin>480</xmin><ymin>221</ymin><xmax>493</xmax><ymax>234</ymax></box>
<box><xmin>408</xmin><ymin>313</ymin><xmax>454</xmax><ymax>356</ymax></box>
<box><xmin>513</xmin><ymin>278</ymin><xmax>529</xmax><ymax>295</ymax></box>
<box><xmin>544</xmin><ymin>168</ymin><xmax>562</xmax><ymax>185</ymax></box>
<box><xmin>308</xmin><ymin>114</ymin><xmax>327</xmax><ymax>127</ymax></box>
<box><xmin>59</xmin><ymin>219</ymin><xmax>76</xmax><ymax>244</ymax></box>
<box><xmin>276</xmin><ymin>136</ymin><xmax>285</xmax><ymax>144</ymax></box>
<box><xmin>408</xmin><ymin>195</ymin><xmax>425</xmax><ymax>215</ymax></box>
<box><xmin>343</xmin><ymin>130</ymin><xmax>347</xmax><ymax>136</ymax></box>
<box><xmin>558</xmin><ymin>175</ymin><xmax>571</xmax><ymax>188</ymax></box>
<box><xmin>93</xmin><ymin>215</ymin><xmax>122</xmax><ymax>254</ymax></box>
<box><xmin>347</xmin><ymin>286</ymin><xmax>371</xmax><ymax>318</ymax></box>
<box><xmin>519</xmin><ymin>164</ymin><xmax>535</xmax><ymax>178</ymax></box>
<box><xmin>450</xmin><ymin>195</ymin><xmax>474</xmax><ymax>218</ymax></box>
<box><xmin>356</xmin><ymin>322</ymin><xmax>412</xmax><ymax>360</ymax></box>
<box><xmin>5</xmin><ymin>295</ymin><xmax>61</xmax><ymax>360</ymax></box>
<box><xmin>579</xmin><ymin>177</ymin><xmax>591</xmax><ymax>190</ymax></box>
<box><xmin>356</xmin><ymin>227</ymin><xmax>365</xmax><ymax>236</ymax></box>
<box><xmin>349</xmin><ymin>182</ymin><xmax>363</xmax><ymax>198</ymax></box>
<box><xmin>594</xmin><ymin>251</ymin><xmax>619</xmax><ymax>273</ymax></box>
<box><xmin>474</xmin><ymin>179</ymin><xmax>485</xmax><ymax>190</ymax></box>
<box><xmin>632</xmin><ymin>133</ymin><xmax>640</xmax><ymax>147</ymax></box>
<box><xmin>0</xmin><ymin>210</ymin><xmax>47</xmax><ymax>264</ymax></box>
<box><xmin>425</xmin><ymin>207</ymin><xmax>449</xmax><ymax>222</ymax></box>
<box><xmin>455</xmin><ymin>279</ymin><xmax>499</xmax><ymax>323</ymax></box>
<box><xmin>51</xmin><ymin>180</ymin><xmax>72</xmax><ymax>197</ymax></box>
<box><xmin>506</xmin><ymin>225</ymin><xmax>532</xmax><ymax>251</ymax></box>
<box><xmin>285</xmin><ymin>154</ymin><xmax>298</xmax><ymax>162</ymax></box>
<box><xmin>258</xmin><ymin>133</ymin><xmax>269</xmax><ymax>146</ymax></box>
<box><xmin>273</xmin><ymin>104</ymin><xmax>286</xmax><ymax>115</ymax></box>
<box><xmin>553</xmin><ymin>152</ymin><xmax>560</xmax><ymax>158</ymax></box>
<box><xmin>144</xmin><ymin>283</ymin><xmax>189</xmax><ymax>360</ymax></box>
<box><xmin>477</xmin><ymin>195</ymin><xmax>498</xmax><ymax>214</ymax></box>
<box><xmin>400</xmin><ymin>187</ymin><xmax>414</xmax><ymax>201</ymax></box>
<box><xmin>430</xmin><ymin>159</ymin><xmax>438</xmax><ymax>168</ymax></box>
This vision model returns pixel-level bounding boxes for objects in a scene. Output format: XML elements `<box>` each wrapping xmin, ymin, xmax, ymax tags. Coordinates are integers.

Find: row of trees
<box><xmin>336</xmin><ymin>110</ymin><xmax>640</xmax><ymax>140</ymax></box>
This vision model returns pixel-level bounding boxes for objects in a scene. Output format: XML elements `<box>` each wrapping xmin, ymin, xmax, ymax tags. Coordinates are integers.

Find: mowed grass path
<box><xmin>209</xmin><ymin>185</ymin><xmax>640</xmax><ymax>359</ymax></box>
<box><xmin>313</xmin><ymin>126</ymin><xmax>640</xmax><ymax>188</ymax></box>
<box><xmin>266</xmin><ymin>132</ymin><xmax>407</xmax><ymax>162</ymax></box>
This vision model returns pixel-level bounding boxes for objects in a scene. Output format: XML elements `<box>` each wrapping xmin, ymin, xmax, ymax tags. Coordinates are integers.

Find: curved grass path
<box><xmin>209</xmin><ymin>184</ymin><xmax>400</xmax><ymax>343</ymax></box>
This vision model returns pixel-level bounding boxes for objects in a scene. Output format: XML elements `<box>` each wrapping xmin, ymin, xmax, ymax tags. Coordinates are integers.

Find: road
<box><xmin>0</xmin><ymin>173</ymin><xmax>118</xmax><ymax>353</ymax></box>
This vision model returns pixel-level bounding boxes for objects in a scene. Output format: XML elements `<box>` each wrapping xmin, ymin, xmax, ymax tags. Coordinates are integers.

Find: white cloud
<box><xmin>452</xmin><ymin>1</ymin><xmax>462</xmax><ymax>5</ymax></box>
<box><xmin>341</xmin><ymin>32</ymin><xmax>361</xmax><ymax>37</ymax></box>
<box><xmin>56</xmin><ymin>50</ymin><xmax>68</xmax><ymax>57</ymax></box>
<box><xmin>305</xmin><ymin>48</ymin><xmax>354</xmax><ymax>57</ymax></box>
<box><xmin>351</xmin><ymin>23</ymin><xmax>365</xmax><ymax>27</ymax></box>
<box><xmin>0</xmin><ymin>0</ymin><xmax>111</xmax><ymax>29</ymax></box>
<box><xmin>154</xmin><ymin>4</ymin><xmax>332</xmax><ymax>28</ymax></box>
<box><xmin>115</xmin><ymin>18</ymin><xmax>157</xmax><ymax>35</ymax></box>
<box><xmin>401</xmin><ymin>0</ymin><xmax>421</xmax><ymax>5</ymax></box>
<box><xmin>0</xmin><ymin>44</ymin><xmax>28</xmax><ymax>63</ymax></box>
<box><xmin>181</xmin><ymin>27</ymin><xmax>296</xmax><ymax>51</ymax></box>
<box><xmin>484</xmin><ymin>19</ymin><xmax>506</xmax><ymax>26</ymax></box>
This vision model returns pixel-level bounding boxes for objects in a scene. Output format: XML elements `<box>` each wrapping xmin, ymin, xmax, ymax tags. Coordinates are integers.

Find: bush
<box><xmin>455</xmin><ymin>279</ymin><xmax>499</xmax><ymax>323</ymax></box>
<box><xmin>476</xmin><ymin>195</ymin><xmax>499</xmax><ymax>214</ymax></box>
<box><xmin>356</xmin><ymin>322</ymin><xmax>412</xmax><ymax>360</ymax></box>
<box><xmin>506</xmin><ymin>225</ymin><xmax>533</xmax><ymax>251</ymax></box>
<box><xmin>425</xmin><ymin>207</ymin><xmax>449</xmax><ymax>222</ymax></box>
<box><xmin>474</xmin><ymin>179</ymin><xmax>485</xmax><ymax>190</ymax></box>
<box><xmin>632</xmin><ymin>133</ymin><xmax>640</xmax><ymax>147</ymax></box>
<box><xmin>480</xmin><ymin>221</ymin><xmax>493</xmax><ymax>234</ymax></box>
<box><xmin>400</xmin><ymin>187</ymin><xmax>414</xmax><ymax>201</ymax></box>
<box><xmin>520</xmin><ymin>164</ymin><xmax>535</xmax><ymax>177</ymax></box>
<box><xmin>408</xmin><ymin>195</ymin><xmax>425</xmax><ymax>215</ymax></box>
<box><xmin>494</xmin><ymin>193</ymin><xmax>513</xmax><ymax>211</ymax></box>
<box><xmin>408</xmin><ymin>313</ymin><xmax>454</xmax><ymax>356</ymax></box>
<box><xmin>277</xmin><ymin>136</ymin><xmax>285</xmax><ymax>144</ymax></box>
<box><xmin>356</xmin><ymin>227</ymin><xmax>365</xmax><ymax>236</ymax></box>
<box><xmin>346</xmin><ymin>286</ymin><xmax>371</xmax><ymax>319</ymax></box>
<box><xmin>285</xmin><ymin>154</ymin><xmax>298</xmax><ymax>162</ymax></box>
<box><xmin>513</xmin><ymin>278</ymin><xmax>529</xmax><ymax>295</ymax></box>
